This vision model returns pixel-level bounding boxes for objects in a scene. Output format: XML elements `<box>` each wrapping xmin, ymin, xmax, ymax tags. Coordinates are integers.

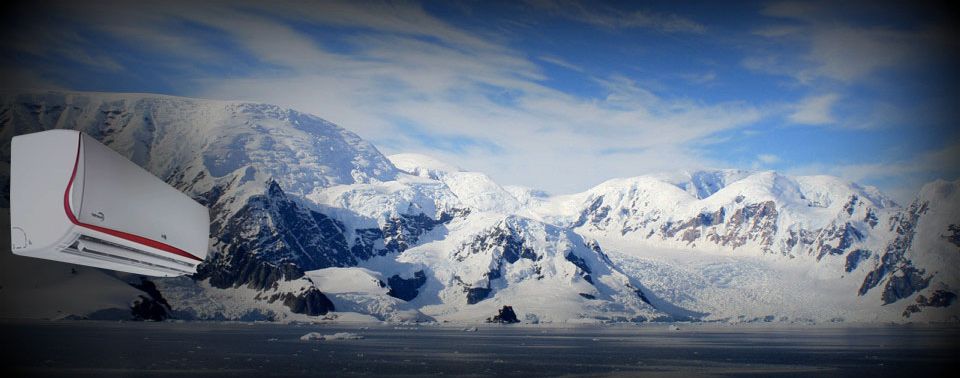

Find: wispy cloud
<box><xmin>756</xmin><ymin>154</ymin><xmax>780</xmax><ymax>164</ymax></box>
<box><xmin>538</xmin><ymin>55</ymin><xmax>585</xmax><ymax>73</ymax></box>
<box><xmin>680</xmin><ymin>71</ymin><xmax>717</xmax><ymax>85</ymax></box>
<box><xmin>526</xmin><ymin>0</ymin><xmax>705</xmax><ymax>34</ymax></box>
<box><xmin>787</xmin><ymin>93</ymin><xmax>839</xmax><ymax>125</ymax></box>
<box><xmin>753</xmin><ymin>1</ymin><xmax>948</xmax><ymax>83</ymax></box>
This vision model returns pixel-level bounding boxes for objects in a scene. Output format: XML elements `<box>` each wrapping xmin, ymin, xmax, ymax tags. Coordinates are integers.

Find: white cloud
<box><xmin>757</xmin><ymin>154</ymin><xmax>780</xmax><ymax>164</ymax></box>
<box><xmin>680</xmin><ymin>71</ymin><xmax>717</xmax><ymax>85</ymax></box>
<box><xmin>754</xmin><ymin>2</ymin><xmax>942</xmax><ymax>83</ymax></box>
<box><xmin>538</xmin><ymin>55</ymin><xmax>586</xmax><ymax>73</ymax></box>
<box><xmin>807</xmin><ymin>26</ymin><xmax>916</xmax><ymax>82</ymax></box>
<box><xmin>787</xmin><ymin>93</ymin><xmax>839</xmax><ymax>125</ymax></box>
<box><xmin>752</xmin><ymin>25</ymin><xmax>803</xmax><ymax>38</ymax></box>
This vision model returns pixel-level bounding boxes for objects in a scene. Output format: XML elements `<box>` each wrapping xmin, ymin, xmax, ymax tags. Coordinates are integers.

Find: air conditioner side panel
<box><xmin>10</xmin><ymin>130</ymin><xmax>81</xmax><ymax>254</ymax></box>
<box><xmin>77</xmin><ymin>133</ymin><xmax>209</xmax><ymax>260</ymax></box>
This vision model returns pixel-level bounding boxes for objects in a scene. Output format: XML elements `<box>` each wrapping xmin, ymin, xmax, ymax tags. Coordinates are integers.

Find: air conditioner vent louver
<box><xmin>62</xmin><ymin>235</ymin><xmax>197</xmax><ymax>276</ymax></box>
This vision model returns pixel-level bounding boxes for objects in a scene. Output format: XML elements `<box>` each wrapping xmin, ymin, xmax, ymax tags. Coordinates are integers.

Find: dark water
<box><xmin>1</xmin><ymin>320</ymin><xmax>957</xmax><ymax>377</ymax></box>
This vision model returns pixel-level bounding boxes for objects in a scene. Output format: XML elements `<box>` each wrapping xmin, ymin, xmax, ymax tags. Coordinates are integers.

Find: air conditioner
<box><xmin>9</xmin><ymin>130</ymin><xmax>210</xmax><ymax>277</ymax></box>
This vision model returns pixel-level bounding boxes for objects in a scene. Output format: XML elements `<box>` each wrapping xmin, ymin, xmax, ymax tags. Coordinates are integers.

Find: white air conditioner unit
<box><xmin>9</xmin><ymin>130</ymin><xmax>210</xmax><ymax>277</ymax></box>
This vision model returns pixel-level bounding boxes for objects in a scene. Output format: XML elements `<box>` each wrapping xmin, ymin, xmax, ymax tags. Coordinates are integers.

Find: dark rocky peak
<box><xmin>487</xmin><ymin>305</ymin><xmax>520</xmax><ymax>323</ymax></box>
<box><xmin>197</xmin><ymin>180</ymin><xmax>354</xmax><ymax>290</ymax></box>
<box><xmin>266</xmin><ymin>179</ymin><xmax>284</xmax><ymax>198</ymax></box>
<box><xmin>455</xmin><ymin>220</ymin><xmax>538</xmax><ymax>264</ymax></box>
<box><xmin>565</xmin><ymin>251</ymin><xmax>594</xmax><ymax>284</ymax></box>
<box><xmin>350</xmin><ymin>208</ymin><xmax>470</xmax><ymax>260</ymax></box>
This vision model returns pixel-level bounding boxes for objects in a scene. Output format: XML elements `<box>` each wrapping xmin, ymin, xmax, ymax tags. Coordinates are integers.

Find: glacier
<box><xmin>0</xmin><ymin>90</ymin><xmax>957</xmax><ymax>324</ymax></box>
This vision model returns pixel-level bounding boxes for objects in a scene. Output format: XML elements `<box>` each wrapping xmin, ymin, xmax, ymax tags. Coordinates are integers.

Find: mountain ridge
<box><xmin>1</xmin><ymin>90</ymin><xmax>956</xmax><ymax>323</ymax></box>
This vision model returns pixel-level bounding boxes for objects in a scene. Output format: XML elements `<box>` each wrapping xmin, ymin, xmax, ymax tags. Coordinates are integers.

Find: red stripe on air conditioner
<box><xmin>63</xmin><ymin>133</ymin><xmax>203</xmax><ymax>263</ymax></box>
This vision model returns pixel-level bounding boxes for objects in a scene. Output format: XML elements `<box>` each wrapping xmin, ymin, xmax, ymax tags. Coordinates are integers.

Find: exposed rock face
<box><xmin>466</xmin><ymin>287</ymin><xmax>493</xmax><ymax>305</ymax></box>
<box><xmin>387</xmin><ymin>270</ymin><xmax>427</xmax><ymax>301</ymax></box>
<box><xmin>947</xmin><ymin>225</ymin><xmax>960</xmax><ymax>248</ymax></box>
<box><xmin>845</xmin><ymin>249</ymin><xmax>872</xmax><ymax>273</ymax></box>
<box><xmin>197</xmin><ymin>181</ymin><xmax>353</xmax><ymax>291</ymax></box>
<box><xmin>715</xmin><ymin>201</ymin><xmax>779</xmax><ymax>251</ymax></box>
<box><xmin>129</xmin><ymin>278</ymin><xmax>172</xmax><ymax>321</ymax></box>
<box><xmin>382</xmin><ymin>214</ymin><xmax>441</xmax><ymax>254</ymax></box>
<box><xmin>488</xmin><ymin>305</ymin><xmax>520</xmax><ymax>323</ymax></box>
<box><xmin>813</xmin><ymin>222</ymin><xmax>864</xmax><ymax>261</ymax></box>
<box><xmin>859</xmin><ymin>200</ymin><xmax>930</xmax><ymax>303</ymax></box>
<box><xmin>453</xmin><ymin>219</ymin><xmax>543</xmax><ymax>304</ymax></box>
<box><xmin>455</xmin><ymin>220</ymin><xmax>538</xmax><ymax>264</ymax></box>
<box><xmin>902</xmin><ymin>290</ymin><xmax>958</xmax><ymax>317</ymax></box>
<box><xmin>565</xmin><ymin>252</ymin><xmax>593</xmax><ymax>284</ymax></box>
<box><xmin>275</xmin><ymin>287</ymin><xmax>335</xmax><ymax>316</ymax></box>
<box><xmin>351</xmin><ymin>209</ymin><xmax>471</xmax><ymax>258</ymax></box>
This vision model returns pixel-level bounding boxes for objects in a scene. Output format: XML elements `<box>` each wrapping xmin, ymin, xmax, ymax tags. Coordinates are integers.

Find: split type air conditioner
<box><xmin>9</xmin><ymin>130</ymin><xmax>210</xmax><ymax>277</ymax></box>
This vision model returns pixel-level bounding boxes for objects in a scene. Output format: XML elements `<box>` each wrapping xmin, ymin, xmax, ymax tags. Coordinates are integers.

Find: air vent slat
<box><xmin>59</xmin><ymin>235</ymin><xmax>198</xmax><ymax>276</ymax></box>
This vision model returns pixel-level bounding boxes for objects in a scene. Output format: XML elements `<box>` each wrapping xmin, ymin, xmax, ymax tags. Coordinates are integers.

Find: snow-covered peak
<box><xmin>503</xmin><ymin>185</ymin><xmax>550</xmax><ymax>206</ymax></box>
<box><xmin>386</xmin><ymin>153</ymin><xmax>522</xmax><ymax>214</ymax></box>
<box><xmin>794</xmin><ymin>175</ymin><xmax>895</xmax><ymax>209</ymax></box>
<box><xmin>655</xmin><ymin>169</ymin><xmax>755</xmax><ymax>199</ymax></box>
<box><xmin>579</xmin><ymin>176</ymin><xmax>697</xmax><ymax>203</ymax></box>
<box><xmin>388</xmin><ymin>153</ymin><xmax>462</xmax><ymax>180</ymax></box>
<box><xmin>702</xmin><ymin>171</ymin><xmax>806</xmax><ymax>208</ymax></box>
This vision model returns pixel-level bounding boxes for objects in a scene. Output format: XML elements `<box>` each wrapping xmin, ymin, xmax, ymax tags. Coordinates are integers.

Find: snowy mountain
<box><xmin>1</xmin><ymin>91</ymin><xmax>956</xmax><ymax>323</ymax></box>
<box><xmin>0</xmin><ymin>91</ymin><xmax>399</xmax><ymax>320</ymax></box>
<box><xmin>514</xmin><ymin>170</ymin><xmax>955</xmax><ymax>321</ymax></box>
<box><xmin>528</xmin><ymin>170</ymin><xmax>896</xmax><ymax>254</ymax></box>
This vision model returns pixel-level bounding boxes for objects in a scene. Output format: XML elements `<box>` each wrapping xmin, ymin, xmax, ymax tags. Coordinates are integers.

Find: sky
<box><xmin>1</xmin><ymin>0</ymin><xmax>957</xmax><ymax>202</ymax></box>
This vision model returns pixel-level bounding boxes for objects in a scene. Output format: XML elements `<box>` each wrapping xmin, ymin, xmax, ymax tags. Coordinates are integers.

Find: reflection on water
<box><xmin>2</xmin><ymin>321</ymin><xmax>957</xmax><ymax>377</ymax></box>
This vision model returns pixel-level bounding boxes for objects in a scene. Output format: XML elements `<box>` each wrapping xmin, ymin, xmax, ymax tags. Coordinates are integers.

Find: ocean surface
<box><xmin>1</xmin><ymin>320</ymin><xmax>957</xmax><ymax>377</ymax></box>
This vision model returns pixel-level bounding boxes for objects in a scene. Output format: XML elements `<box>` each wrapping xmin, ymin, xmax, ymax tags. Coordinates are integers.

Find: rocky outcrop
<box><xmin>454</xmin><ymin>220</ymin><xmax>537</xmax><ymax>263</ymax></box>
<box><xmin>902</xmin><ymin>290</ymin><xmax>957</xmax><ymax>317</ymax></box>
<box><xmin>859</xmin><ymin>199</ymin><xmax>930</xmax><ymax>303</ymax></box>
<box><xmin>351</xmin><ymin>209</ymin><xmax>470</xmax><ymax>258</ymax></box>
<box><xmin>812</xmin><ymin>222</ymin><xmax>864</xmax><ymax>261</ymax></box>
<box><xmin>947</xmin><ymin>225</ymin><xmax>960</xmax><ymax>248</ymax></box>
<box><xmin>387</xmin><ymin>270</ymin><xmax>427</xmax><ymax>301</ymax></box>
<box><xmin>487</xmin><ymin>305</ymin><xmax>520</xmax><ymax>323</ymax></box>
<box><xmin>272</xmin><ymin>287</ymin><xmax>335</xmax><ymax>316</ymax></box>
<box><xmin>844</xmin><ymin>249</ymin><xmax>871</xmax><ymax>273</ymax></box>
<box><xmin>565</xmin><ymin>251</ymin><xmax>593</xmax><ymax>284</ymax></box>
<box><xmin>715</xmin><ymin>201</ymin><xmax>779</xmax><ymax>251</ymax></box>
<box><xmin>197</xmin><ymin>181</ymin><xmax>353</xmax><ymax>290</ymax></box>
<box><xmin>129</xmin><ymin>278</ymin><xmax>172</xmax><ymax>321</ymax></box>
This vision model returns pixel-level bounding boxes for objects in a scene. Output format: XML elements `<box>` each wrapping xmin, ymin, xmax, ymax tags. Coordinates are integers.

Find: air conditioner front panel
<box><xmin>10</xmin><ymin>129</ymin><xmax>210</xmax><ymax>277</ymax></box>
<box><xmin>10</xmin><ymin>130</ymin><xmax>80</xmax><ymax>253</ymax></box>
<box><xmin>75</xmin><ymin>133</ymin><xmax>209</xmax><ymax>261</ymax></box>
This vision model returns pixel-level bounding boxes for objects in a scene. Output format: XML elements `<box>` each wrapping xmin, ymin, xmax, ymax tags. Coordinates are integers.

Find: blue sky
<box><xmin>1</xmin><ymin>0</ymin><xmax>957</xmax><ymax>201</ymax></box>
